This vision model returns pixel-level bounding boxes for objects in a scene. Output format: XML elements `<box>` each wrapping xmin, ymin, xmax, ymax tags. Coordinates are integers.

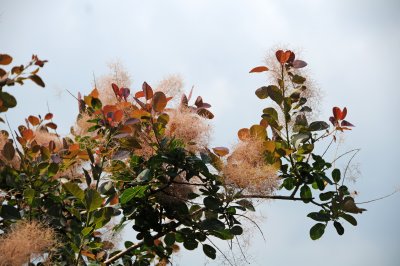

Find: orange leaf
<box><xmin>81</xmin><ymin>250</ymin><xmax>96</xmax><ymax>260</ymax></box>
<box><xmin>103</xmin><ymin>105</ymin><xmax>118</xmax><ymax>114</ymax></box>
<box><xmin>0</xmin><ymin>54</ymin><xmax>12</xmax><ymax>65</ymax></box>
<box><xmin>249</xmin><ymin>66</ymin><xmax>269</xmax><ymax>73</ymax></box>
<box><xmin>69</xmin><ymin>143</ymin><xmax>80</xmax><ymax>152</ymax></box>
<box><xmin>152</xmin><ymin>91</ymin><xmax>167</xmax><ymax>112</ymax></box>
<box><xmin>260</xmin><ymin>119</ymin><xmax>269</xmax><ymax>128</ymax></box>
<box><xmin>110</xmin><ymin>194</ymin><xmax>119</xmax><ymax>205</ymax></box>
<box><xmin>22</xmin><ymin>129</ymin><xmax>34</xmax><ymax>141</ymax></box>
<box><xmin>113</xmin><ymin>110</ymin><xmax>124</xmax><ymax>122</ymax></box>
<box><xmin>28</xmin><ymin>115</ymin><xmax>40</xmax><ymax>126</ymax></box>
<box><xmin>77</xmin><ymin>150</ymin><xmax>90</xmax><ymax>160</ymax></box>
<box><xmin>90</xmin><ymin>88</ymin><xmax>99</xmax><ymax>98</ymax></box>
<box><xmin>44</xmin><ymin>113</ymin><xmax>53</xmax><ymax>120</ymax></box>
<box><xmin>212</xmin><ymin>147</ymin><xmax>229</xmax><ymax>157</ymax></box>
<box><xmin>237</xmin><ymin>128</ymin><xmax>250</xmax><ymax>141</ymax></box>
<box><xmin>135</xmin><ymin>91</ymin><xmax>145</xmax><ymax>98</ymax></box>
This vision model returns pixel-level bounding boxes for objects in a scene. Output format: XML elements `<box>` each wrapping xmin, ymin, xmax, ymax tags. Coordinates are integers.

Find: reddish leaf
<box><xmin>28</xmin><ymin>115</ymin><xmax>40</xmax><ymax>126</ymax></box>
<box><xmin>29</xmin><ymin>75</ymin><xmax>45</xmax><ymax>87</ymax></box>
<box><xmin>32</xmin><ymin>55</ymin><xmax>48</xmax><ymax>67</ymax></box>
<box><xmin>249</xmin><ymin>66</ymin><xmax>269</xmax><ymax>73</ymax></box>
<box><xmin>120</xmin><ymin>88</ymin><xmax>130</xmax><ymax>100</ymax></box>
<box><xmin>49</xmin><ymin>140</ymin><xmax>56</xmax><ymax>152</ymax></box>
<box><xmin>2</xmin><ymin>141</ymin><xmax>15</xmax><ymax>160</ymax></box>
<box><xmin>181</xmin><ymin>94</ymin><xmax>188</xmax><ymax>107</ymax></box>
<box><xmin>333</xmin><ymin>107</ymin><xmax>342</xmax><ymax>120</ymax></box>
<box><xmin>45</xmin><ymin>122</ymin><xmax>58</xmax><ymax>130</ymax></box>
<box><xmin>142</xmin><ymin>82</ymin><xmax>153</xmax><ymax>100</ymax></box>
<box><xmin>11</xmin><ymin>65</ymin><xmax>24</xmax><ymax>75</ymax></box>
<box><xmin>292</xmin><ymin>60</ymin><xmax>307</xmax><ymax>68</ymax></box>
<box><xmin>133</xmin><ymin>97</ymin><xmax>147</xmax><ymax>109</ymax></box>
<box><xmin>152</xmin><ymin>91</ymin><xmax>167</xmax><ymax>112</ymax></box>
<box><xmin>197</xmin><ymin>108</ymin><xmax>214</xmax><ymax>119</ymax></box>
<box><xmin>22</xmin><ymin>129</ymin><xmax>34</xmax><ymax>141</ymax></box>
<box><xmin>0</xmin><ymin>68</ymin><xmax>6</xmax><ymax>77</ymax></box>
<box><xmin>45</xmin><ymin>113</ymin><xmax>53</xmax><ymax>120</ymax></box>
<box><xmin>112</xmin><ymin>83</ymin><xmax>120</xmax><ymax>97</ymax></box>
<box><xmin>195</xmin><ymin>96</ymin><xmax>203</xmax><ymax>107</ymax></box>
<box><xmin>342</xmin><ymin>107</ymin><xmax>347</xmax><ymax>120</ymax></box>
<box><xmin>135</xmin><ymin>91</ymin><xmax>145</xmax><ymax>98</ymax></box>
<box><xmin>0</xmin><ymin>54</ymin><xmax>12</xmax><ymax>65</ymax></box>
<box><xmin>276</xmin><ymin>50</ymin><xmax>292</xmax><ymax>64</ymax></box>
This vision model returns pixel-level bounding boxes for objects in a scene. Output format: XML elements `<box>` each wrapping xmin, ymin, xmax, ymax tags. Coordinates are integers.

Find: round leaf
<box><xmin>152</xmin><ymin>91</ymin><xmax>167</xmax><ymax>112</ymax></box>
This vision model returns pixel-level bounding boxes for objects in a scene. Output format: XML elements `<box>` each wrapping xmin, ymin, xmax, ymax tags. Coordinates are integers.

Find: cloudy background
<box><xmin>1</xmin><ymin>0</ymin><xmax>399</xmax><ymax>265</ymax></box>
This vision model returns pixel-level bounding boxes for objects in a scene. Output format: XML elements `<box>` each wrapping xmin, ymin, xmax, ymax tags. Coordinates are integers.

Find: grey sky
<box><xmin>1</xmin><ymin>0</ymin><xmax>399</xmax><ymax>265</ymax></box>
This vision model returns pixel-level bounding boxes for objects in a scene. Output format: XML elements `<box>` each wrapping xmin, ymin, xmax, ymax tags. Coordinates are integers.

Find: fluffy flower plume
<box><xmin>156</xmin><ymin>74</ymin><xmax>184</xmax><ymax>106</ymax></box>
<box><xmin>223</xmin><ymin>138</ymin><xmax>278</xmax><ymax>194</ymax></box>
<box><xmin>0</xmin><ymin>220</ymin><xmax>58</xmax><ymax>266</ymax></box>
<box><xmin>165</xmin><ymin>108</ymin><xmax>211</xmax><ymax>153</ymax></box>
<box><xmin>97</xmin><ymin>61</ymin><xmax>131</xmax><ymax>106</ymax></box>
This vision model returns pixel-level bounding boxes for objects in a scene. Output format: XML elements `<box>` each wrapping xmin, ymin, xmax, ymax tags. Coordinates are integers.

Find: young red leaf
<box><xmin>44</xmin><ymin>113</ymin><xmax>53</xmax><ymax>120</ymax></box>
<box><xmin>276</xmin><ymin>50</ymin><xmax>292</xmax><ymax>64</ymax></box>
<box><xmin>28</xmin><ymin>115</ymin><xmax>40</xmax><ymax>126</ymax></box>
<box><xmin>112</xmin><ymin>83</ymin><xmax>120</xmax><ymax>97</ymax></box>
<box><xmin>113</xmin><ymin>110</ymin><xmax>124</xmax><ymax>122</ymax></box>
<box><xmin>249</xmin><ymin>66</ymin><xmax>269</xmax><ymax>73</ymax></box>
<box><xmin>341</xmin><ymin>107</ymin><xmax>347</xmax><ymax>120</ymax></box>
<box><xmin>0</xmin><ymin>54</ymin><xmax>12</xmax><ymax>65</ymax></box>
<box><xmin>45</xmin><ymin>122</ymin><xmax>58</xmax><ymax>130</ymax></box>
<box><xmin>333</xmin><ymin>107</ymin><xmax>342</xmax><ymax>120</ymax></box>
<box><xmin>142</xmin><ymin>82</ymin><xmax>154</xmax><ymax>100</ymax></box>
<box><xmin>135</xmin><ymin>91</ymin><xmax>145</xmax><ymax>98</ymax></box>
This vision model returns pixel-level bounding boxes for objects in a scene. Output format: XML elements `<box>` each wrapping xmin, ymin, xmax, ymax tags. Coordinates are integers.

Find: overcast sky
<box><xmin>1</xmin><ymin>1</ymin><xmax>400</xmax><ymax>265</ymax></box>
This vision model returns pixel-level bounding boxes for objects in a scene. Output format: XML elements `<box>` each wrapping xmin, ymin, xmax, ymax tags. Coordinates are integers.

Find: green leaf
<box><xmin>255</xmin><ymin>86</ymin><xmax>269</xmax><ymax>99</ymax></box>
<box><xmin>84</xmin><ymin>189</ymin><xmax>103</xmax><ymax>212</ymax></box>
<box><xmin>250</xmin><ymin>124</ymin><xmax>267</xmax><ymax>139</ymax></box>
<box><xmin>319</xmin><ymin>191</ymin><xmax>335</xmax><ymax>201</ymax></box>
<box><xmin>332</xmin><ymin>168</ymin><xmax>341</xmax><ymax>183</ymax></box>
<box><xmin>120</xmin><ymin>185</ymin><xmax>148</xmax><ymax>204</ymax></box>
<box><xmin>333</xmin><ymin>221</ymin><xmax>344</xmax><ymax>235</ymax></box>
<box><xmin>309</xmin><ymin>223</ymin><xmax>326</xmax><ymax>240</ymax></box>
<box><xmin>340</xmin><ymin>213</ymin><xmax>357</xmax><ymax>226</ymax></box>
<box><xmin>183</xmin><ymin>238</ymin><xmax>198</xmax><ymax>250</ymax></box>
<box><xmin>235</xmin><ymin>199</ymin><xmax>255</xmax><ymax>211</ymax></box>
<box><xmin>23</xmin><ymin>188</ymin><xmax>35</xmax><ymax>205</ymax></box>
<box><xmin>212</xmin><ymin>229</ymin><xmax>234</xmax><ymax>240</ymax></box>
<box><xmin>200</xmin><ymin>218</ymin><xmax>225</xmax><ymax>231</ymax></box>
<box><xmin>204</xmin><ymin>196</ymin><xmax>220</xmax><ymax>210</ymax></box>
<box><xmin>48</xmin><ymin>162</ymin><xmax>59</xmax><ymax>177</ymax></box>
<box><xmin>164</xmin><ymin>233</ymin><xmax>175</xmax><ymax>246</ymax></box>
<box><xmin>266</xmin><ymin>85</ymin><xmax>283</xmax><ymax>105</ymax></box>
<box><xmin>81</xmin><ymin>226</ymin><xmax>93</xmax><ymax>236</ymax></box>
<box><xmin>63</xmin><ymin>182</ymin><xmax>85</xmax><ymax>201</ymax></box>
<box><xmin>0</xmin><ymin>91</ymin><xmax>17</xmax><ymax>108</ymax></box>
<box><xmin>307</xmin><ymin>212</ymin><xmax>330</xmax><ymax>222</ymax></box>
<box><xmin>136</xmin><ymin>169</ymin><xmax>150</xmax><ymax>181</ymax></box>
<box><xmin>291</xmin><ymin>133</ymin><xmax>311</xmax><ymax>148</ymax></box>
<box><xmin>309</xmin><ymin>121</ymin><xmax>329</xmax><ymax>131</ymax></box>
<box><xmin>0</xmin><ymin>205</ymin><xmax>21</xmax><ymax>220</ymax></box>
<box><xmin>262</xmin><ymin>107</ymin><xmax>278</xmax><ymax>121</ymax></box>
<box><xmin>300</xmin><ymin>185</ymin><xmax>312</xmax><ymax>203</ymax></box>
<box><xmin>203</xmin><ymin>244</ymin><xmax>216</xmax><ymax>259</ymax></box>
<box><xmin>230</xmin><ymin>225</ymin><xmax>243</xmax><ymax>235</ymax></box>
<box><xmin>292</xmin><ymin>74</ymin><xmax>306</xmax><ymax>84</ymax></box>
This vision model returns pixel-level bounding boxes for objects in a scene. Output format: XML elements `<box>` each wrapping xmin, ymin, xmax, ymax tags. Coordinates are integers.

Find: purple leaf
<box><xmin>293</xmin><ymin>60</ymin><xmax>307</xmax><ymax>68</ymax></box>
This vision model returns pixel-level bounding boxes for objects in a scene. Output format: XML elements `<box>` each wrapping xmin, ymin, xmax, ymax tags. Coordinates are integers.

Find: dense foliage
<box><xmin>0</xmin><ymin>50</ymin><xmax>365</xmax><ymax>265</ymax></box>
